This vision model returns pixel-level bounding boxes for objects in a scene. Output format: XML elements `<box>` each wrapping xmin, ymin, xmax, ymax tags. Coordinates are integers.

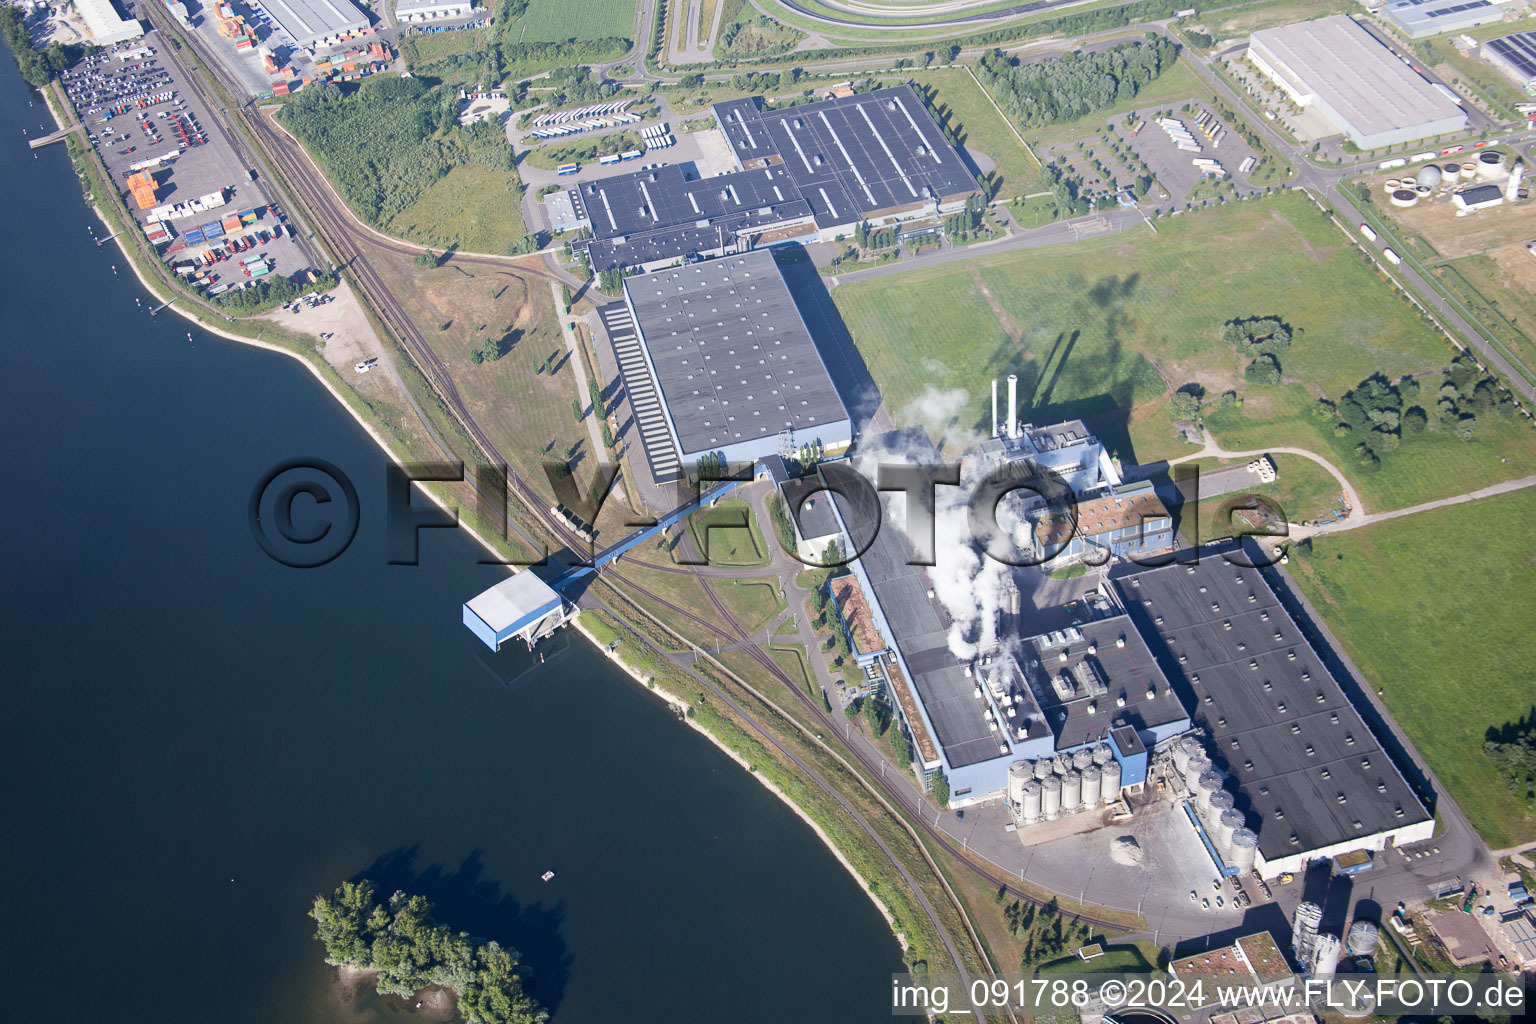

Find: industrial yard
<box><xmin>58</xmin><ymin>32</ymin><xmax>314</xmax><ymax>297</ymax></box>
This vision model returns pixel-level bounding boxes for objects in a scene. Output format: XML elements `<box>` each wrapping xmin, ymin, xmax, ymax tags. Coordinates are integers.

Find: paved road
<box><xmin>1168</xmin><ymin>441</ymin><xmax>1364</xmax><ymax>518</ymax></box>
<box><xmin>1298</xmin><ymin>473</ymin><xmax>1536</xmax><ymax>541</ymax></box>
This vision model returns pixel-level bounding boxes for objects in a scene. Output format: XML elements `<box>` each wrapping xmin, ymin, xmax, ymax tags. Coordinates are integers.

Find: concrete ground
<box><xmin>1110</xmin><ymin>106</ymin><xmax>1266</xmax><ymax>205</ymax></box>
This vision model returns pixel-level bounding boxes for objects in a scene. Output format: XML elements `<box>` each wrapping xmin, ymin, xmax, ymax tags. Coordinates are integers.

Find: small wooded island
<box><xmin>310</xmin><ymin>880</ymin><xmax>548</xmax><ymax>1024</ymax></box>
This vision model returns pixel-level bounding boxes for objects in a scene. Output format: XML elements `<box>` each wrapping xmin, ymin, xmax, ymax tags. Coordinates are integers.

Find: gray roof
<box><xmin>1249</xmin><ymin>16</ymin><xmax>1464</xmax><ymax>141</ymax></box>
<box><xmin>262</xmin><ymin>0</ymin><xmax>369</xmax><ymax>48</ymax></box>
<box><xmin>1383</xmin><ymin>0</ymin><xmax>1499</xmax><ymax>37</ymax></box>
<box><xmin>622</xmin><ymin>250</ymin><xmax>849</xmax><ymax>458</ymax></box>
<box><xmin>1112</xmin><ymin>558</ymin><xmax>1431</xmax><ymax>862</ymax></box>
<box><xmin>714</xmin><ymin>85</ymin><xmax>979</xmax><ymax>227</ymax></box>
<box><xmin>1020</xmin><ymin>617</ymin><xmax>1189</xmax><ymax>750</ymax></box>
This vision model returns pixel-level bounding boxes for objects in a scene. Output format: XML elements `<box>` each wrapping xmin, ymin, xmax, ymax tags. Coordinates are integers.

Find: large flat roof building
<box><xmin>1248</xmin><ymin>15</ymin><xmax>1467</xmax><ymax>148</ymax></box>
<box><xmin>1110</xmin><ymin>556</ymin><xmax>1433</xmax><ymax>878</ymax></box>
<box><xmin>74</xmin><ymin>0</ymin><xmax>144</xmax><ymax>45</ymax></box>
<box><xmin>1483</xmin><ymin>31</ymin><xmax>1536</xmax><ymax>92</ymax></box>
<box><xmin>261</xmin><ymin>0</ymin><xmax>369</xmax><ymax>51</ymax></box>
<box><xmin>395</xmin><ymin>0</ymin><xmax>475</xmax><ymax>21</ymax></box>
<box><xmin>621</xmin><ymin>249</ymin><xmax>852</xmax><ymax>466</ymax></box>
<box><xmin>1382</xmin><ymin>0</ymin><xmax>1504</xmax><ymax>39</ymax></box>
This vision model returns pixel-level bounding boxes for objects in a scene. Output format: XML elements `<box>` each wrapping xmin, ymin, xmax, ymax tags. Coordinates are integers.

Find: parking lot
<box><xmin>60</xmin><ymin>32</ymin><xmax>314</xmax><ymax>297</ymax></box>
<box><xmin>1110</xmin><ymin>106</ymin><xmax>1267</xmax><ymax>205</ymax></box>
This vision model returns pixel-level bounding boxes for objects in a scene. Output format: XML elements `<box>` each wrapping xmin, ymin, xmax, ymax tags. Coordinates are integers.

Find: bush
<box><xmin>1244</xmin><ymin>354</ymin><xmax>1282</xmax><ymax>387</ymax></box>
<box><xmin>1168</xmin><ymin>384</ymin><xmax>1203</xmax><ymax>419</ymax></box>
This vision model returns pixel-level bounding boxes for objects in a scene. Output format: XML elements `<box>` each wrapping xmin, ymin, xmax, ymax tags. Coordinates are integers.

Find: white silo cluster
<box><xmin>1177</xmin><ymin>735</ymin><xmax>1256</xmax><ymax>872</ymax></box>
<box><xmin>1007</xmin><ymin>744</ymin><xmax>1122</xmax><ymax>825</ymax></box>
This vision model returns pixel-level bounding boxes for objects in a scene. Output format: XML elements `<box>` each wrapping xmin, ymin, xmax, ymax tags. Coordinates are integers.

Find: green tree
<box><xmin>930</xmin><ymin>769</ymin><xmax>950</xmax><ymax>808</ymax></box>
<box><xmin>1168</xmin><ymin>384</ymin><xmax>1203</xmax><ymax>419</ymax></box>
<box><xmin>1244</xmin><ymin>354</ymin><xmax>1282</xmax><ymax>387</ymax></box>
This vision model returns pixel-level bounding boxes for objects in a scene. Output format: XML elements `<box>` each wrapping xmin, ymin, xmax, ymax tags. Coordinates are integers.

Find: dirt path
<box><xmin>1169</xmin><ymin>440</ymin><xmax>1364</xmax><ymax>516</ymax></box>
<box><xmin>1297</xmin><ymin>474</ymin><xmax>1536</xmax><ymax>541</ymax></box>
<box><xmin>965</xmin><ymin>264</ymin><xmax>1023</xmax><ymax>345</ymax></box>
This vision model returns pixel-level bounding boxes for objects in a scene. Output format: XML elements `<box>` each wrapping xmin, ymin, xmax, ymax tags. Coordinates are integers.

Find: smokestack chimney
<box><xmin>1007</xmin><ymin>374</ymin><xmax>1019</xmax><ymax>439</ymax></box>
<box><xmin>1507</xmin><ymin>162</ymin><xmax>1523</xmax><ymax>203</ymax></box>
<box><xmin>991</xmin><ymin>379</ymin><xmax>999</xmax><ymax>437</ymax></box>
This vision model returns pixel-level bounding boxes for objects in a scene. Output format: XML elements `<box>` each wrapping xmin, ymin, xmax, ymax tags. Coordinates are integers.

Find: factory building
<box><xmin>1382</xmin><ymin>0</ymin><xmax>1505</xmax><ymax>39</ymax></box>
<box><xmin>462</xmin><ymin>571</ymin><xmax>575</xmax><ymax>651</ymax></box>
<box><xmin>1110</xmin><ymin>557</ymin><xmax>1434</xmax><ymax>879</ymax></box>
<box><xmin>621</xmin><ymin>250</ymin><xmax>852</xmax><ymax>467</ymax></box>
<box><xmin>1247</xmin><ymin>15</ymin><xmax>1467</xmax><ymax>148</ymax></box>
<box><xmin>1484</xmin><ymin>31</ymin><xmax>1536</xmax><ymax>92</ymax></box>
<box><xmin>259</xmin><ymin>0</ymin><xmax>369</xmax><ymax>51</ymax></box>
<box><xmin>1454</xmin><ymin>182</ymin><xmax>1506</xmax><ymax>211</ymax></box>
<box><xmin>1170</xmin><ymin>931</ymin><xmax>1293</xmax><ymax>998</ymax></box>
<box><xmin>74</xmin><ymin>0</ymin><xmax>144</xmax><ymax>45</ymax></box>
<box><xmin>567</xmin><ymin>85</ymin><xmax>979</xmax><ymax>274</ymax></box>
<box><xmin>394</xmin><ymin>0</ymin><xmax>475</xmax><ymax>21</ymax></box>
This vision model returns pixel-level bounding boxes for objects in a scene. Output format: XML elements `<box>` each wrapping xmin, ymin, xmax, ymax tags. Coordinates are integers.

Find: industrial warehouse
<box><xmin>563</xmin><ymin>85</ymin><xmax>982</xmax><ymax>273</ymax></box>
<box><xmin>1247</xmin><ymin>15</ymin><xmax>1467</xmax><ymax>148</ymax></box>
<box><xmin>1380</xmin><ymin>0</ymin><xmax>1506</xmax><ymax>39</ymax></box>
<box><xmin>257</xmin><ymin>0</ymin><xmax>370</xmax><ymax>52</ymax></box>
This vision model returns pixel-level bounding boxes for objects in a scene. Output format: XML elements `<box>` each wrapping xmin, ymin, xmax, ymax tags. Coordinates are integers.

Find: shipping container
<box><xmin>1359</xmin><ymin>223</ymin><xmax>1378</xmax><ymax>243</ymax></box>
<box><xmin>221</xmin><ymin>216</ymin><xmax>242</xmax><ymax>232</ymax></box>
<box><xmin>1382</xmin><ymin>247</ymin><xmax>1402</xmax><ymax>265</ymax></box>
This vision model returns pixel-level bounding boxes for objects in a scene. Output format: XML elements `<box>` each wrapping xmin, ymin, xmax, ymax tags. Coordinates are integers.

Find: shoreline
<box><xmin>38</xmin><ymin>71</ymin><xmax>911</xmax><ymax>954</ymax></box>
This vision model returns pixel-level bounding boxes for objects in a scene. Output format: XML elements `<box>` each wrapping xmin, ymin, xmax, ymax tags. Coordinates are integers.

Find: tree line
<box><xmin>0</xmin><ymin>7</ymin><xmax>93</xmax><ymax>89</ymax></box>
<box><xmin>310</xmin><ymin>879</ymin><xmax>547</xmax><ymax>1024</ymax></box>
<box><xmin>976</xmin><ymin>36</ymin><xmax>1181</xmax><ymax>130</ymax></box>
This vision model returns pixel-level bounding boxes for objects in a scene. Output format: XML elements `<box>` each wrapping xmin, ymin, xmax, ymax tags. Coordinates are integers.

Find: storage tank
<box><xmin>1462</xmin><ymin>161</ymin><xmax>1478</xmax><ymax>179</ymax></box>
<box><xmin>1347</xmin><ymin>920</ymin><xmax>1380</xmax><ymax>957</ymax></box>
<box><xmin>1185</xmin><ymin>752</ymin><xmax>1212</xmax><ymax>784</ymax></box>
<box><xmin>1073</xmin><ymin>747</ymin><xmax>1094</xmax><ymax>770</ymax></box>
<box><xmin>1008</xmin><ymin>761</ymin><xmax>1032</xmax><ymax>806</ymax></box>
<box><xmin>1230</xmin><ymin>828</ymin><xmax>1259</xmax><ymax>873</ymax></box>
<box><xmin>1216</xmin><ymin>809</ymin><xmax>1244</xmax><ymax>854</ymax></box>
<box><xmin>1208</xmin><ymin>789</ymin><xmax>1236</xmax><ymax>817</ymax></box>
<box><xmin>1042</xmin><ymin>774</ymin><xmax>1062</xmax><ymax>819</ymax></box>
<box><xmin>1415</xmin><ymin>163</ymin><xmax>1442</xmax><ymax>190</ymax></box>
<box><xmin>1100</xmin><ymin>758</ymin><xmax>1122</xmax><ymax>802</ymax></box>
<box><xmin>1081</xmin><ymin>764</ymin><xmax>1102</xmax><ymax>808</ymax></box>
<box><xmin>1061</xmin><ymin>769</ymin><xmax>1083</xmax><ymax>812</ymax></box>
<box><xmin>1384</xmin><ymin>178</ymin><xmax>1402</xmax><ymax>191</ymax></box>
<box><xmin>1195</xmin><ymin>769</ymin><xmax>1225</xmax><ymax>813</ymax></box>
<box><xmin>1478</xmin><ymin>149</ymin><xmax>1508</xmax><ymax>179</ymax></box>
<box><xmin>1390</xmin><ymin>189</ymin><xmax>1418</xmax><ymax>207</ymax></box>
<box><xmin>1021</xmin><ymin>779</ymin><xmax>1043</xmax><ymax>823</ymax></box>
<box><xmin>1314</xmin><ymin>933</ymin><xmax>1344</xmax><ymax>977</ymax></box>
<box><xmin>1053</xmin><ymin>753</ymin><xmax>1073</xmax><ymax>775</ymax></box>
<box><xmin>1173</xmin><ymin>735</ymin><xmax>1202</xmax><ymax>775</ymax></box>
<box><xmin>1092</xmin><ymin>743</ymin><xmax>1113</xmax><ymax>766</ymax></box>
<box><xmin>1034</xmin><ymin>759</ymin><xmax>1054</xmax><ymax>780</ymax></box>
<box><xmin>1443</xmin><ymin>163</ymin><xmax>1462</xmax><ymax>185</ymax></box>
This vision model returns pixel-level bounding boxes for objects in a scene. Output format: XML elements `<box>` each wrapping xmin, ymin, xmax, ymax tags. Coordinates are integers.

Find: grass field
<box><xmin>1436</xmin><ymin>254</ymin><xmax>1536</xmax><ymax>389</ymax></box>
<box><xmin>1174</xmin><ymin>453</ymin><xmax>1343</xmax><ymax>544</ymax></box>
<box><xmin>685</xmin><ymin>497</ymin><xmax>769</xmax><ymax>567</ymax></box>
<box><xmin>1026</xmin><ymin>58</ymin><xmax>1208</xmax><ymax>150</ymax></box>
<box><xmin>1287</xmin><ymin>488</ymin><xmax>1536</xmax><ymax>847</ymax></box>
<box><xmin>832</xmin><ymin>193</ymin><xmax>1536</xmax><ymax>509</ymax></box>
<box><xmin>511</xmin><ymin>0</ymin><xmax>635</xmax><ymax>43</ymax></box>
<box><xmin>709</xmin><ymin>578</ymin><xmax>786</xmax><ymax>634</ymax></box>
<box><xmin>385</xmin><ymin>164</ymin><xmax>527</xmax><ymax>254</ymax></box>
<box><xmin>769</xmin><ymin>641</ymin><xmax>815</xmax><ymax>697</ymax></box>
<box><xmin>910</xmin><ymin>67</ymin><xmax>1039</xmax><ymax>200</ymax></box>
<box><xmin>1203</xmin><ymin>0</ymin><xmax>1354</xmax><ymax>39</ymax></box>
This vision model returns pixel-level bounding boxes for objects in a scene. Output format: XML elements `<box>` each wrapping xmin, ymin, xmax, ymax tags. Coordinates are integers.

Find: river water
<box><xmin>0</xmin><ymin>45</ymin><xmax>901</xmax><ymax>1022</ymax></box>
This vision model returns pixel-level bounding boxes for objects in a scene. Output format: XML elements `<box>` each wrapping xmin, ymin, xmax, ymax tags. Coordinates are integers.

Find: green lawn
<box><xmin>909</xmin><ymin>68</ymin><xmax>1039</xmax><ymax>200</ymax></box>
<box><xmin>512</xmin><ymin>0</ymin><xmax>635</xmax><ymax>42</ymax></box>
<box><xmin>832</xmin><ymin>193</ymin><xmax>1536</xmax><ymax>509</ymax></box>
<box><xmin>1287</xmin><ymin>488</ymin><xmax>1536</xmax><ymax>848</ymax></box>
<box><xmin>708</xmin><ymin>578</ymin><xmax>786</xmax><ymax>634</ymax></box>
<box><xmin>1038</xmin><ymin>943</ymin><xmax>1156</xmax><ymax>975</ymax></box>
<box><xmin>1178</xmin><ymin>453</ymin><xmax>1347</xmax><ymax>544</ymax></box>
<box><xmin>385</xmin><ymin>164</ymin><xmax>527</xmax><ymax>254</ymax></box>
<box><xmin>685</xmin><ymin>497</ymin><xmax>769</xmax><ymax>568</ymax></box>
<box><xmin>769</xmin><ymin>641</ymin><xmax>815</xmax><ymax>698</ymax></box>
<box><xmin>1205</xmin><ymin>0</ymin><xmax>1355</xmax><ymax>38</ymax></box>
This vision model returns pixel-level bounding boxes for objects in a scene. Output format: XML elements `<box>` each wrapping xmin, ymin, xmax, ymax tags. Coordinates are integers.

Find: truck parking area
<box><xmin>60</xmin><ymin>33</ymin><xmax>314</xmax><ymax>299</ymax></box>
<box><xmin>1113</xmin><ymin>106</ymin><xmax>1267</xmax><ymax>205</ymax></box>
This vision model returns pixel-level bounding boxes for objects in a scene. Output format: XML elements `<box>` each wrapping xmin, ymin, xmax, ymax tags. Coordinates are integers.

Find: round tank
<box><xmin>1414</xmin><ymin>184</ymin><xmax>1432</xmax><ymax>197</ymax></box>
<box><xmin>1185</xmin><ymin>752</ymin><xmax>1212</xmax><ymax>783</ymax></box>
<box><xmin>1081</xmin><ymin>764</ymin><xmax>1102</xmax><ymax>808</ymax></box>
<box><xmin>1021</xmin><ymin>779</ymin><xmax>1043</xmax><ymax>822</ymax></box>
<box><xmin>1478</xmin><ymin>149</ymin><xmax>1508</xmax><ymax>179</ymax></box>
<box><xmin>1072</xmin><ymin>747</ymin><xmax>1094</xmax><ymax>770</ymax></box>
<box><xmin>1229</xmin><ymin>828</ymin><xmax>1258</xmax><ymax>872</ymax></box>
<box><xmin>1061</xmin><ymin>769</ymin><xmax>1083</xmax><ymax>812</ymax></box>
<box><xmin>1444</xmin><ymin>163</ymin><xmax>1462</xmax><ymax>185</ymax></box>
<box><xmin>1390</xmin><ymin>189</ymin><xmax>1418</xmax><ymax>207</ymax></box>
<box><xmin>1034</xmin><ymin>759</ymin><xmax>1054</xmax><ymax>780</ymax></box>
<box><xmin>1416</xmin><ymin>164</ymin><xmax>1442</xmax><ymax>190</ymax></box>
<box><xmin>1216</xmin><ymin>808</ymin><xmax>1244</xmax><ymax>853</ymax></box>
<box><xmin>1314</xmin><ymin>933</ymin><xmax>1344</xmax><ymax>977</ymax></box>
<box><xmin>1100</xmin><ymin>758</ymin><xmax>1122</xmax><ymax>802</ymax></box>
<box><xmin>1209</xmin><ymin>789</ymin><xmax>1236</xmax><ymax>814</ymax></box>
<box><xmin>1173</xmin><ymin>735</ymin><xmax>1202</xmax><ymax>775</ymax></box>
<box><xmin>1347</xmin><ymin>920</ymin><xmax>1380</xmax><ymax>957</ymax></box>
<box><xmin>1092</xmin><ymin>743</ymin><xmax>1113</xmax><ymax>766</ymax></box>
<box><xmin>1042</xmin><ymin>774</ymin><xmax>1062</xmax><ymax>819</ymax></box>
<box><xmin>1008</xmin><ymin>761</ymin><xmax>1031</xmax><ymax>806</ymax></box>
<box><xmin>1195</xmin><ymin>769</ymin><xmax>1224</xmax><ymax>813</ymax></box>
<box><xmin>1053</xmin><ymin>753</ymin><xmax>1073</xmax><ymax>775</ymax></box>
<box><xmin>1384</xmin><ymin>178</ymin><xmax>1402</xmax><ymax>191</ymax></box>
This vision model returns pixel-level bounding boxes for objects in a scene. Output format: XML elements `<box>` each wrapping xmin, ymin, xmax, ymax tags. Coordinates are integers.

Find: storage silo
<box><xmin>1034</xmin><ymin>759</ymin><xmax>1054</xmax><ymax>780</ymax></box>
<box><xmin>1174</xmin><ymin>735</ymin><xmax>1203</xmax><ymax>775</ymax></box>
<box><xmin>1008</xmin><ymin>761</ymin><xmax>1032</xmax><ymax>807</ymax></box>
<box><xmin>1073</xmin><ymin>747</ymin><xmax>1094</xmax><ymax>771</ymax></box>
<box><xmin>1478</xmin><ymin>149</ymin><xmax>1508</xmax><ymax>179</ymax></box>
<box><xmin>1216</xmin><ymin>809</ymin><xmax>1244</xmax><ymax>854</ymax></box>
<box><xmin>1313</xmin><ymin>933</ymin><xmax>1343</xmax><ymax>977</ymax></box>
<box><xmin>1208</xmin><ymin>789</ymin><xmax>1236</xmax><ymax>817</ymax></box>
<box><xmin>1061</xmin><ymin>769</ymin><xmax>1083</xmax><ymax>812</ymax></box>
<box><xmin>1081</xmin><ymin>764</ymin><xmax>1102</xmax><ymax>808</ymax></box>
<box><xmin>1195</xmin><ymin>770</ymin><xmax>1224</xmax><ymax>813</ymax></box>
<box><xmin>1416</xmin><ymin>163</ymin><xmax>1442</xmax><ymax>190</ymax></box>
<box><xmin>1021</xmin><ymin>779</ymin><xmax>1043</xmax><ymax>823</ymax></box>
<box><xmin>1053</xmin><ymin>753</ymin><xmax>1073</xmax><ymax>775</ymax></box>
<box><xmin>1230</xmin><ymin>828</ymin><xmax>1259</xmax><ymax>873</ymax></box>
<box><xmin>1042</xmin><ymin>774</ymin><xmax>1062</xmax><ymax>819</ymax></box>
<box><xmin>1100</xmin><ymin>758</ymin><xmax>1122</xmax><ymax>803</ymax></box>
<box><xmin>1184</xmin><ymin>755</ymin><xmax>1212</xmax><ymax>791</ymax></box>
<box><xmin>1092</xmin><ymin>743</ymin><xmax>1113</xmax><ymax>766</ymax></box>
<box><xmin>1443</xmin><ymin>163</ymin><xmax>1462</xmax><ymax>186</ymax></box>
<box><xmin>1347</xmin><ymin>920</ymin><xmax>1380</xmax><ymax>958</ymax></box>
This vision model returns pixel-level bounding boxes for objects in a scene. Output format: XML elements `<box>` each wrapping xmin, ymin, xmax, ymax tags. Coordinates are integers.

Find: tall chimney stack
<box><xmin>991</xmin><ymin>378</ymin><xmax>999</xmax><ymax>437</ymax></box>
<box><xmin>1507</xmin><ymin>161</ymin><xmax>1524</xmax><ymax>203</ymax></box>
<box><xmin>1007</xmin><ymin>374</ymin><xmax>1019</xmax><ymax>439</ymax></box>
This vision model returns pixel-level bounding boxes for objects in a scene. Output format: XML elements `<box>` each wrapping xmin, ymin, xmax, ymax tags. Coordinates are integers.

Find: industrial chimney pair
<box><xmin>991</xmin><ymin>374</ymin><xmax>1021</xmax><ymax>440</ymax></box>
